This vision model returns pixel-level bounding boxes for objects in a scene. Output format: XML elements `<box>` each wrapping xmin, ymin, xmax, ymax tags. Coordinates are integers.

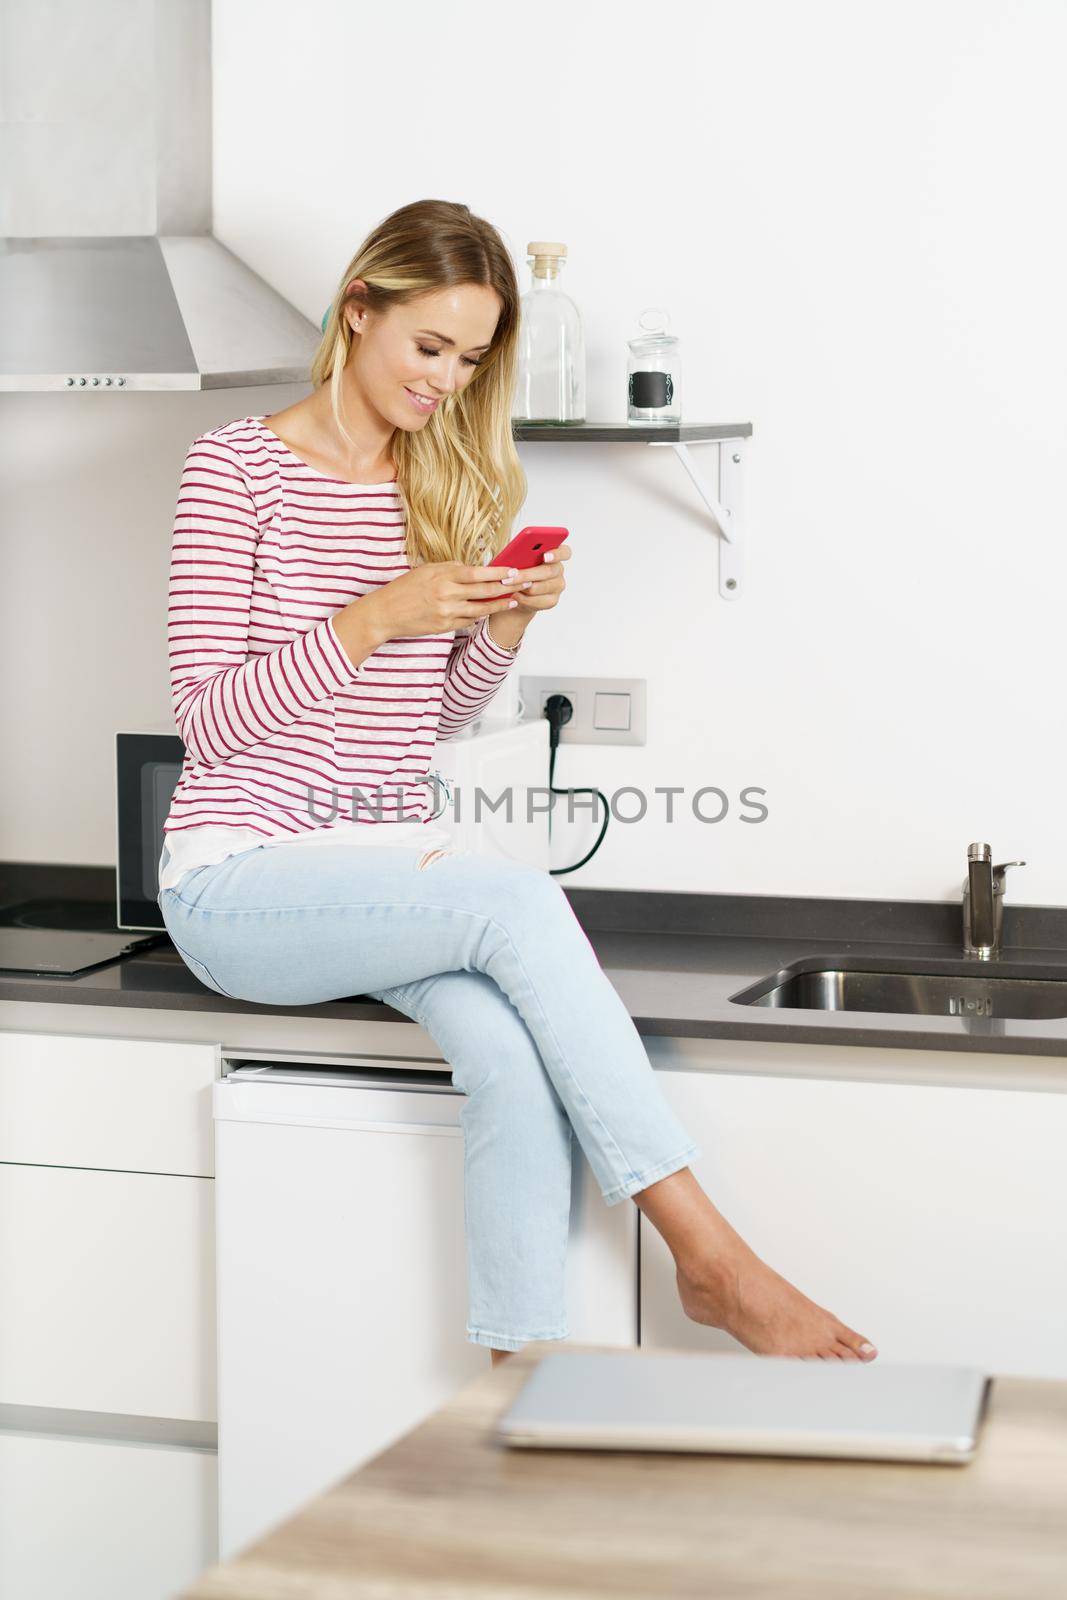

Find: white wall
<box><xmin>0</xmin><ymin>386</ymin><xmax>307</xmax><ymax>867</ymax></box>
<box><xmin>207</xmin><ymin>0</ymin><xmax>1067</xmax><ymax>900</ymax></box>
<box><xmin>3</xmin><ymin>0</ymin><xmax>1066</xmax><ymax>903</ymax></box>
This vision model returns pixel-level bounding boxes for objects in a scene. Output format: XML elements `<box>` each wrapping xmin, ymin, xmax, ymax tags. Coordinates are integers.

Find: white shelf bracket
<box><xmin>648</xmin><ymin>437</ymin><xmax>747</xmax><ymax>599</ymax></box>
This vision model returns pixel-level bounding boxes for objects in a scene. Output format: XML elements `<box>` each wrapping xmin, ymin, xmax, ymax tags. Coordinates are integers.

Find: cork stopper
<box><xmin>527</xmin><ymin>241</ymin><xmax>567</xmax><ymax>279</ymax></box>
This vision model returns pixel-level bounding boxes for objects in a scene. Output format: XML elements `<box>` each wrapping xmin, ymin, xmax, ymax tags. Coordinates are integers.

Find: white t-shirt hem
<box><xmin>159</xmin><ymin>818</ymin><xmax>456</xmax><ymax>895</ymax></box>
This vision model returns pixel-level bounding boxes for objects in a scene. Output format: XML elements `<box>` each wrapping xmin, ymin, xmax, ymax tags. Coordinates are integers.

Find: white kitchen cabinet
<box><xmin>0</xmin><ymin>1029</ymin><xmax>217</xmax><ymax>1175</ymax></box>
<box><xmin>0</xmin><ymin>1023</ymin><xmax>221</xmax><ymax>1598</ymax></box>
<box><xmin>0</xmin><ymin>1162</ymin><xmax>216</xmax><ymax>1419</ymax></box>
<box><xmin>639</xmin><ymin>1059</ymin><xmax>1067</xmax><ymax>1378</ymax></box>
<box><xmin>0</xmin><ymin>1425</ymin><xmax>217</xmax><ymax>1600</ymax></box>
<box><xmin>214</xmin><ymin>1061</ymin><xmax>636</xmax><ymax>1558</ymax></box>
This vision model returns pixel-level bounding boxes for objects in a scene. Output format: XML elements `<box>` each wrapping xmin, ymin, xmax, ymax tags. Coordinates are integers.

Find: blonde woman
<box><xmin>158</xmin><ymin>199</ymin><xmax>877</xmax><ymax>1367</ymax></box>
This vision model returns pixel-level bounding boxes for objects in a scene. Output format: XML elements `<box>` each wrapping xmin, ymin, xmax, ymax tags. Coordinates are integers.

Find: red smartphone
<box><xmin>487</xmin><ymin>526</ymin><xmax>569</xmax><ymax>597</ymax></box>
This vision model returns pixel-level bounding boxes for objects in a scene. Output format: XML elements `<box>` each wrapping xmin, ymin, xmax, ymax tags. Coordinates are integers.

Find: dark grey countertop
<box><xmin>4</xmin><ymin>870</ymin><xmax>1067</xmax><ymax>1059</ymax></box>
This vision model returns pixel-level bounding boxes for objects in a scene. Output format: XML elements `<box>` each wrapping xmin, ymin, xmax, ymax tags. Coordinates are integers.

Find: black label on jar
<box><xmin>629</xmin><ymin>370</ymin><xmax>674</xmax><ymax>409</ymax></box>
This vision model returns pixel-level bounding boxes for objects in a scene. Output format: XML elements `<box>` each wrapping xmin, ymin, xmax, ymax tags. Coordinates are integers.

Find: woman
<box><xmin>158</xmin><ymin>198</ymin><xmax>877</xmax><ymax>1366</ymax></box>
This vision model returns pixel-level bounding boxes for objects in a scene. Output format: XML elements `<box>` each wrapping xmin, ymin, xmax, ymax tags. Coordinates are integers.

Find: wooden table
<box><xmin>183</xmin><ymin>1341</ymin><xmax>1067</xmax><ymax>1599</ymax></box>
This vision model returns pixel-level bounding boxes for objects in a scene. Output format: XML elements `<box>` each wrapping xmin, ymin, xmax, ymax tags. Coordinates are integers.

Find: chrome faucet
<box><xmin>962</xmin><ymin>842</ymin><xmax>1025</xmax><ymax>959</ymax></box>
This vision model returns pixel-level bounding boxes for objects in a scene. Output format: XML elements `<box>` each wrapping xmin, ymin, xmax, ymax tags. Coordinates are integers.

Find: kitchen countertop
<box><xmin>180</xmin><ymin>1340</ymin><xmax>1067</xmax><ymax>1600</ymax></box>
<box><xmin>5</xmin><ymin>870</ymin><xmax>1067</xmax><ymax>1059</ymax></box>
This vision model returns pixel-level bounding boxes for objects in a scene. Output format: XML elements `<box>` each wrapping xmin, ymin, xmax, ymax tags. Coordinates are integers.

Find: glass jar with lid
<box><xmin>627</xmin><ymin>307</ymin><xmax>681</xmax><ymax>425</ymax></box>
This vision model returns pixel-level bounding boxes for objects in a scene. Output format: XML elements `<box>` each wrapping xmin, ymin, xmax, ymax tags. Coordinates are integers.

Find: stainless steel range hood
<box><xmin>0</xmin><ymin>235</ymin><xmax>321</xmax><ymax>392</ymax></box>
<box><xmin>0</xmin><ymin>0</ymin><xmax>320</xmax><ymax>393</ymax></box>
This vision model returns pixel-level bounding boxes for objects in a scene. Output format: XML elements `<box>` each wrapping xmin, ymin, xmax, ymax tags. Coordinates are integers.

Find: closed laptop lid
<box><xmin>497</xmin><ymin>1350</ymin><xmax>990</xmax><ymax>1464</ymax></box>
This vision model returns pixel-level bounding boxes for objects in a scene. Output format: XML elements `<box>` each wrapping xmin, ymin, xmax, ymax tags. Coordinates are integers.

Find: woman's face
<box><xmin>344</xmin><ymin>281</ymin><xmax>503</xmax><ymax>431</ymax></box>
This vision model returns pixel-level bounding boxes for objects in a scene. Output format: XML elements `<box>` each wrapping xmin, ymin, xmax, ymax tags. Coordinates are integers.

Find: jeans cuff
<box><xmin>467</xmin><ymin>1325</ymin><xmax>570</xmax><ymax>1352</ymax></box>
<box><xmin>600</xmin><ymin>1142</ymin><xmax>701</xmax><ymax>1207</ymax></box>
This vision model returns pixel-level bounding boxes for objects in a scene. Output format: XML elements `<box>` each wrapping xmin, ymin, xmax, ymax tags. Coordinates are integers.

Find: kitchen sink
<box><xmin>730</xmin><ymin>961</ymin><xmax>1067</xmax><ymax>1020</ymax></box>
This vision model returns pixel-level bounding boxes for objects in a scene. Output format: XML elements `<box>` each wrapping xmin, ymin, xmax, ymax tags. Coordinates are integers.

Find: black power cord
<box><xmin>542</xmin><ymin>694</ymin><xmax>610</xmax><ymax>875</ymax></box>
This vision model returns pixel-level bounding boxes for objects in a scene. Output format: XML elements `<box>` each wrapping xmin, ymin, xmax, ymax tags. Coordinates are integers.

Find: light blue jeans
<box><xmin>158</xmin><ymin>838</ymin><xmax>700</xmax><ymax>1351</ymax></box>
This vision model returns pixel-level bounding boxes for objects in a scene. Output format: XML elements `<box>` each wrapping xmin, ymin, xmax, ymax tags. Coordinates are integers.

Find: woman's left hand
<box><xmin>509</xmin><ymin>543</ymin><xmax>571</xmax><ymax>618</ymax></box>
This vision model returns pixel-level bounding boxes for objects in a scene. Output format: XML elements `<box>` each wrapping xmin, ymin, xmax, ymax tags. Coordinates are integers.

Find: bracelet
<box><xmin>484</xmin><ymin>615</ymin><xmax>523</xmax><ymax>654</ymax></box>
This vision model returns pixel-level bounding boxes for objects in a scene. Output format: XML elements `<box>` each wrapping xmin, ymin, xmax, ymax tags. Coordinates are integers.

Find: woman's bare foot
<box><xmin>635</xmin><ymin>1168</ymin><xmax>877</xmax><ymax>1362</ymax></box>
<box><xmin>676</xmin><ymin>1238</ymin><xmax>877</xmax><ymax>1361</ymax></box>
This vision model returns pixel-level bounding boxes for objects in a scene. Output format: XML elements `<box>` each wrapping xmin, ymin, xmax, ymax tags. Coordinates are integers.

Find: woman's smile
<box><xmin>404</xmin><ymin>385</ymin><xmax>439</xmax><ymax>414</ymax></box>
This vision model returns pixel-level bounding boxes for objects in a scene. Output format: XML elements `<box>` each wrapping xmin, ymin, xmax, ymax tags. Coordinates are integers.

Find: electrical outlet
<box><xmin>519</xmin><ymin>676</ymin><xmax>646</xmax><ymax>746</ymax></box>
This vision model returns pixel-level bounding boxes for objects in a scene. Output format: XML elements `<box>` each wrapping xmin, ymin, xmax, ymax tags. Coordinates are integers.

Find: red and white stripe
<box><xmin>164</xmin><ymin>416</ymin><xmax>519</xmax><ymax>842</ymax></box>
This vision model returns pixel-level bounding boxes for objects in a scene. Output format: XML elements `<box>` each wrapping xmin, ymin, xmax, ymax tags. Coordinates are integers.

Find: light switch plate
<box><xmin>519</xmin><ymin>676</ymin><xmax>646</xmax><ymax>746</ymax></box>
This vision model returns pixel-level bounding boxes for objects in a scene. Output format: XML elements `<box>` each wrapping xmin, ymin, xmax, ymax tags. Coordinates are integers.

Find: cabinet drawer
<box><xmin>0</xmin><ymin>1030</ymin><xmax>216</xmax><ymax>1175</ymax></box>
<box><xmin>0</xmin><ymin>1429</ymin><xmax>217</xmax><ymax>1600</ymax></box>
<box><xmin>0</xmin><ymin>1163</ymin><xmax>215</xmax><ymax>1420</ymax></box>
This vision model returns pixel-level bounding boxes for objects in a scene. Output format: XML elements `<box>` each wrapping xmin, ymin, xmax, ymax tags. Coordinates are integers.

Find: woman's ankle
<box><xmin>633</xmin><ymin>1167</ymin><xmax>748</xmax><ymax>1281</ymax></box>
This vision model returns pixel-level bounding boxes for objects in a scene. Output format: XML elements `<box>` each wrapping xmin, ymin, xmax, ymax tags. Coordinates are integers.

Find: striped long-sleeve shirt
<box><xmin>161</xmin><ymin>415</ymin><xmax>521</xmax><ymax>876</ymax></box>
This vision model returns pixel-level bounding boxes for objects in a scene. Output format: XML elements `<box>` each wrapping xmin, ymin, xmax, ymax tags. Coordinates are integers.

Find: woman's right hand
<box><xmin>360</xmin><ymin>560</ymin><xmax>524</xmax><ymax>644</ymax></box>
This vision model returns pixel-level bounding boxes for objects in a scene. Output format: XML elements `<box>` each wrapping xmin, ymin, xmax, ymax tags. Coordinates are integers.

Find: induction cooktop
<box><xmin>0</xmin><ymin>898</ymin><xmax>165</xmax><ymax>976</ymax></box>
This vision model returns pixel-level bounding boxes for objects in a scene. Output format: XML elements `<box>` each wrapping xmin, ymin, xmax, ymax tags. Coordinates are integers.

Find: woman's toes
<box><xmin>837</xmin><ymin>1326</ymin><xmax>878</xmax><ymax>1361</ymax></box>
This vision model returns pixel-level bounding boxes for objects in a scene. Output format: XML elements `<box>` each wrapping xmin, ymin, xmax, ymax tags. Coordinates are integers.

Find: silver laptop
<box><xmin>496</xmin><ymin>1350</ymin><xmax>990</xmax><ymax>1464</ymax></box>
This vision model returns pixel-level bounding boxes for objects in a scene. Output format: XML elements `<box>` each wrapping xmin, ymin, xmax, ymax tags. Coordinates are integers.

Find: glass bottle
<box><xmin>513</xmin><ymin>242</ymin><xmax>586</xmax><ymax>425</ymax></box>
<box><xmin>627</xmin><ymin>307</ymin><xmax>681</xmax><ymax>426</ymax></box>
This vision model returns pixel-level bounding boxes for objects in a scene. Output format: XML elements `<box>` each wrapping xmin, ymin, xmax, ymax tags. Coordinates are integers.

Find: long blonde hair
<box><xmin>310</xmin><ymin>199</ymin><xmax>527</xmax><ymax>568</ymax></box>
